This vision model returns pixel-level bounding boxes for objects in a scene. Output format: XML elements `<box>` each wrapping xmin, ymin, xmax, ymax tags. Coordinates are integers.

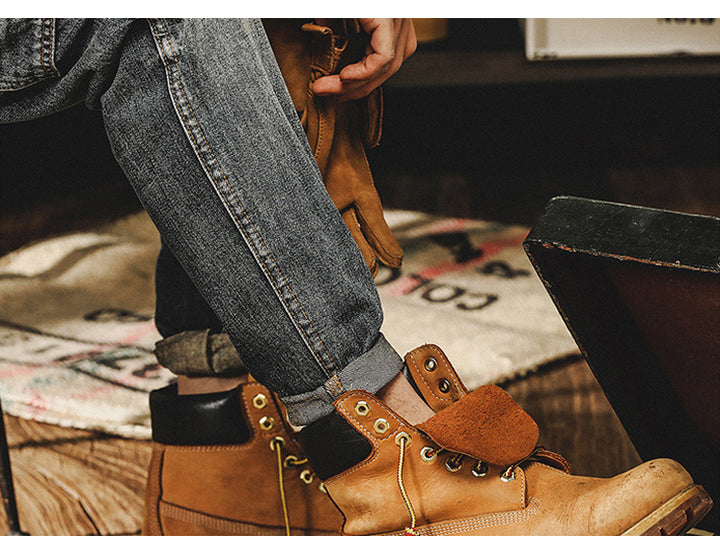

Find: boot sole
<box><xmin>158</xmin><ymin>500</ymin><xmax>339</xmax><ymax>536</ymax></box>
<box><xmin>622</xmin><ymin>485</ymin><xmax>713</xmax><ymax>536</ymax></box>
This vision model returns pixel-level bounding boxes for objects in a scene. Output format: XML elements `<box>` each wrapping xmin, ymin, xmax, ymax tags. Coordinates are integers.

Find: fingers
<box><xmin>339</xmin><ymin>19</ymin><xmax>396</xmax><ymax>82</ymax></box>
<box><xmin>312</xmin><ymin>18</ymin><xmax>417</xmax><ymax>102</ymax></box>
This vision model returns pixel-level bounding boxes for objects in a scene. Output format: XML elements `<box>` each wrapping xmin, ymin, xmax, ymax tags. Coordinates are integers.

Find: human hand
<box><xmin>312</xmin><ymin>18</ymin><xmax>417</xmax><ymax>101</ymax></box>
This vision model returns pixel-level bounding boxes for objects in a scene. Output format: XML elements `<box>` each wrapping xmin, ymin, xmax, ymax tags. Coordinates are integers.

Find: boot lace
<box><xmin>270</xmin><ymin>436</ymin><xmax>315</xmax><ymax>536</ymax></box>
<box><xmin>395</xmin><ymin>440</ymin><xmax>556</xmax><ymax>535</ymax></box>
<box><xmin>396</xmin><ymin>432</ymin><xmax>418</xmax><ymax>535</ymax></box>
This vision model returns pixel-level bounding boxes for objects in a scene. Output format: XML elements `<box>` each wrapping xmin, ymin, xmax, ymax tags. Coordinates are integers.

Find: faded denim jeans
<box><xmin>0</xmin><ymin>18</ymin><xmax>403</xmax><ymax>424</ymax></box>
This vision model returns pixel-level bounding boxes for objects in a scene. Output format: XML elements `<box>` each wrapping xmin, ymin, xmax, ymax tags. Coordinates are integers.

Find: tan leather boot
<box><xmin>299</xmin><ymin>345</ymin><xmax>714</xmax><ymax>536</ymax></box>
<box><xmin>142</xmin><ymin>380</ymin><xmax>344</xmax><ymax>535</ymax></box>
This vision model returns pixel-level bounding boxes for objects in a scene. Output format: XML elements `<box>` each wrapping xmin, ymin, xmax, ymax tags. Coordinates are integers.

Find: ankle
<box><xmin>376</xmin><ymin>373</ymin><xmax>435</xmax><ymax>425</ymax></box>
<box><xmin>177</xmin><ymin>374</ymin><xmax>248</xmax><ymax>395</ymax></box>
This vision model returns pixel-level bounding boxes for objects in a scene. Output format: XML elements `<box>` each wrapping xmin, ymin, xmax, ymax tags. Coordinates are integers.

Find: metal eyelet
<box><xmin>354</xmin><ymin>400</ymin><xmax>370</xmax><ymax>417</ymax></box>
<box><xmin>252</xmin><ymin>393</ymin><xmax>268</xmax><ymax>409</ymax></box>
<box><xmin>500</xmin><ymin>467</ymin><xmax>516</xmax><ymax>482</ymax></box>
<box><xmin>269</xmin><ymin>436</ymin><xmax>285</xmax><ymax>451</ymax></box>
<box><xmin>373</xmin><ymin>418</ymin><xmax>390</xmax><ymax>435</ymax></box>
<box><xmin>424</xmin><ymin>357</ymin><xmax>437</xmax><ymax>371</ymax></box>
<box><xmin>318</xmin><ymin>482</ymin><xmax>328</xmax><ymax>494</ymax></box>
<box><xmin>438</xmin><ymin>379</ymin><xmax>451</xmax><ymax>393</ymax></box>
<box><xmin>300</xmin><ymin>469</ymin><xmax>314</xmax><ymax>484</ymax></box>
<box><xmin>259</xmin><ymin>416</ymin><xmax>275</xmax><ymax>431</ymax></box>
<box><xmin>471</xmin><ymin>461</ymin><xmax>489</xmax><ymax>477</ymax></box>
<box><xmin>283</xmin><ymin>454</ymin><xmax>299</xmax><ymax>467</ymax></box>
<box><xmin>420</xmin><ymin>446</ymin><xmax>437</xmax><ymax>463</ymax></box>
<box><xmin>444</xmin><ymin>457</ymin><xmax>463</xmax><ymax>472</ymax></box>
<box><xmin>394</xmin><ymin>431</ymin><xmax>412</xmax><ymax>447</ymax></box>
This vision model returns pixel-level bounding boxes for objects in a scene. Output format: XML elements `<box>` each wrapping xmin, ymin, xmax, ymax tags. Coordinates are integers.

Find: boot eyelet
<box><xmin>269</xmin><ymin>436</ymin><xmax>285</xmax><ymax>451</ymax></box>
<box><xmin>438</xmin><ymin>379</ymin><xmax>451</xmax><ymax>393</ymax></box>
<box><xmin>424</xmin><ymin>357</ymin><xmax>437</xmax><ymax>371</ymax></box>
<box><xmin>394</xmin><ymin>431</ymin><xmax>412</xmax><ymax>447</ymax></box>
<box><xmin>300</xmin><ymin>469</ymin><xmax>314</xmax><ymax>484</ymax></box>
<box><xmin>500</xmin><ymin>468</ymin><xmax>516</xmax><ymax>482</ymax></box>
<box><xmin>471</xmin><ymin>461</ymin><xmax>488</xmax><ymax>477</ymax></box>
<box><xmin>420</xmin><ymin>446</ymin><xmax>437</xmax><ymax>463</ymax></box>
<box><xmin>283</xmin><ymin>454</ymin><xmax>298</xmax><ymax>467</ymax></box>
<box><xmin>259</xmin><ymin>416</ymin><xmax>275</xmax><ymax>431</ymax></box>
<box><xmin>318</xmin><ymin>482</ymin><xmax>328</xmax><ymax>494</ymax></box>
<box><xmin>373</xmin><ymin>418</ymin><xmax>390</xmax><ymax>435</ymax></box>
<box><xmin>354</xmin><ymin>400</ymin><xmax>370</xmax><ymax>417</ymax></box>
<box><xmin>252</xmin><ymin>393</ymin><xmax>268</xmax><ymax>409</ymax></box>
<box><xmin>444</xmin><ymin>457</ymin><xmax>463</xmax><ymax>472</ymax></box>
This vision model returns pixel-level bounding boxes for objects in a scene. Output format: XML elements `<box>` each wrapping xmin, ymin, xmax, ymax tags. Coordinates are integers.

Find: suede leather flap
<box><xmin>417</xmin><ymin>385</ymin><xmax>539</xmax><ymax>467</ymax></box>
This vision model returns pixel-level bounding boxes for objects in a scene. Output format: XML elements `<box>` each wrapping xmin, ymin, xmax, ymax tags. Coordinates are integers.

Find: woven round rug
<box><xmin>0</xmin><ymin>210</ymin><xmax>578</xmax><ymax>439</ymax></box>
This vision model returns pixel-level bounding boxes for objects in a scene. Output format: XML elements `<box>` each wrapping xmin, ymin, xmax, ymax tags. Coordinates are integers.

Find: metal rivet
<box><xmin>269</xmin><ymin>436</ymin><xmax>284</xmax><ymax>451</ymax></box>
<box><xmin>373</xmin><ymin>418</ymin><xmax>390</xmax><ymax>435</ymax></box>
<box><xmin>472</xmin><ymin>461</ymin><xmax>489</xmax><ymax>477</ymax></box>
<box><xmin>445</xmin><ymin>457</ymin><xmax>463</xmax><ymax>472</ymax></box>
<box><xmin>500</xmin><ymin>468</ymin><xmax>516</xmax><ymax>482</ymax></box>
<box><xmin>300</xmin><ymin>469</ymin><xmax>314</xmax><ymax>484</ymax></box>
<box><xmin>355</xmin><ymin>400</ymin><xmax>370</xmax><ymax>417</ymax></box>
<box><xmin>252</xmin><ymin>393</ymin><xmax>268</xmax><ymax>409</ymax></box>
<box><xmin>394</xmin><ymin>431</ymin><xmax>412</xmax><ymax>447</ymax></box>
<box><xmin>259</xmin><ymin>416</ymin><xmax>275</xmax><ymax>431</ymax></box>
<box><xmin>420</xmin><ymin>446</ymin><xmax>437</xmax><ymax>463</ymax></box>
<box><xmin>424</xmin><ymin>357</ymin><xmax>437</xmax><ymax>371</ymax></box>
<box><xmin>438</xmin><ymin>379</ymin><xmax>451</xmax><ymax>393</ymax></box>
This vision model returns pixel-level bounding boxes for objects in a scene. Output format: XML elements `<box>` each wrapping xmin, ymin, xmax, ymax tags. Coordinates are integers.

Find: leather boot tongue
<box><xmin>416</xmin><ymin>385</ymin><xmax>539</xmax><ymax>467</ymax></box>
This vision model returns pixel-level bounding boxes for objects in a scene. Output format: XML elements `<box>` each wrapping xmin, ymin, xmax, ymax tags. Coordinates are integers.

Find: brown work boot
<box><xmin>142</xmin><ymin>380</ymin><xmax>343</xmax><ymax>535</ymax></box>
<box><xmin>298</xmin><ymin>345</ymin><xmax>714</xmax><ymax>535</ymax></box>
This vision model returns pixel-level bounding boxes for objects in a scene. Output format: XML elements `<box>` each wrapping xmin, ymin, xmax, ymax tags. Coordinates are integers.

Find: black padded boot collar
<box><xmin>298</xmin><ymin>410</ymin><xmax>372</xmax><ymax>481</ymax></box>
<box><xmin>150</xmin><ymin>383</ymin><xmax>250</xmax><ymax>446</ymax></box>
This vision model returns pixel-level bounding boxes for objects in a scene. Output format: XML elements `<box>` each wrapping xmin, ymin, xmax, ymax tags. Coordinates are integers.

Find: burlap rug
<box><xmin>0</xmin><ymin>210</ymin><xmax>578</xmax><ymax>439</ymax></box>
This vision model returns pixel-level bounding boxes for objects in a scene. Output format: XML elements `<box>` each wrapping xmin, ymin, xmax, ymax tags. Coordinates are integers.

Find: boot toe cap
<box><xmin>588</xmin><ymin>458</ymin><xmax>694</xmax><ymax>534</ymax></box>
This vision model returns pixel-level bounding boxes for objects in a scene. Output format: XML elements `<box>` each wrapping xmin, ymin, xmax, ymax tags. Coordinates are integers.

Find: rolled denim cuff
<box><xmin>154</xmin><ymin>330</ymin><xmax>247</xmax><ymax>376</ymax></box>
<box><xmin>280</xmin><ymin>333</ymin><xmax>403</xmax><ymax>426</ymax></box>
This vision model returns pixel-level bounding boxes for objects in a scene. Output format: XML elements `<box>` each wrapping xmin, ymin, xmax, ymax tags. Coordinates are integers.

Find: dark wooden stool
<box><xmin>0</xmin><ymin>397</ymin><xmax>27</xmax><ymax>535</ymax></box>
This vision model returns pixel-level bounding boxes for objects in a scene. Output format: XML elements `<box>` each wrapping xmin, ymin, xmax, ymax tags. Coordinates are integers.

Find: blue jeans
<box><xmin>0</xmin><ymin>18</ymin><xmax>403</xmax><ymax>425</ymax></box>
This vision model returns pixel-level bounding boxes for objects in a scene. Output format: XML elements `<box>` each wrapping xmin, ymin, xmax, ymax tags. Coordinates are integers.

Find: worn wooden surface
<box><xmin>0</xmin><ymin>356</ymin><xmax>641</xmax><ymax>536</ymax></box>
<box><xmin>0</xmin><ymin>415</ymin><xmax>150</xmax><ymax>536</ymax></box>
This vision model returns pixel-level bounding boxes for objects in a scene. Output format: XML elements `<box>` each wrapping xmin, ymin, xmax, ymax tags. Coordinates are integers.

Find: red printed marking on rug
<box><xmin>399</xmin><ymin>218</ymin><xmax>470</xmax><ymax>238</ymax></box>
<box><xmin>0</xmin><ymin>364</ymin><xmax>48</xmax><ymax>379</ymax></box>
<box><xmin>382</xmin><ymin>235</ymin><xmax>525</xmax><ymax>299</ymax></box>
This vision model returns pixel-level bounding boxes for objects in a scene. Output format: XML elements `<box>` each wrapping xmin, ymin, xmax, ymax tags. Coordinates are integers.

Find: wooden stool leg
<box><xmin>0</xmin><ymin>398</ymin><xmax>27</xmax><ymax>535</ymax></box>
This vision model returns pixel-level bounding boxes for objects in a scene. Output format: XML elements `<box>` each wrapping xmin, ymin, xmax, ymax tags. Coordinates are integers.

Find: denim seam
<box><xmin>39</xmin><ymin>18</ymin><xmax>48</xmax><ymax>74</ymax></box>
<box><xmin>147</xmin><ymin>18</ymin><xmax>340</xmax><ymax>377</ymax></box>
<box><xmin>40</xmin><ymin>19</ymin><xmax>60</xmax><ymax>79</ymax></box>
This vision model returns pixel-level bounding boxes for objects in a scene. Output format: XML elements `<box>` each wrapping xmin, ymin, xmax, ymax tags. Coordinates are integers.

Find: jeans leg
<box><xmin>154</xmin><ymin>240</ymin><xmax>222</xmax><ymax>338</ymax></box>
<box><xmin>154</xmin><ymin>240</ymin><xmax>250</xmax><ymax>378</ymax></box>
<box><xmin>0</xmin><ymin>18</ymin><xmax>403</xmax><ymax>425</ymax></box>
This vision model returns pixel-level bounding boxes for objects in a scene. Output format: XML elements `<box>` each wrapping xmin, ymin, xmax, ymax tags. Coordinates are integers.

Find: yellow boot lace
<box><xmin>395</xmin><ymin>432</ymin><xmax>418</xmax><ymax>535</ymax></box>
<box><xmin>270</xmin><ymin>436</ymin><xmax>311</xmax><ymax>536</ymax></box>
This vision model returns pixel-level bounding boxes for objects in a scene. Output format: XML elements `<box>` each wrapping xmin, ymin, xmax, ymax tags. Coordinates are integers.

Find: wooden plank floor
<box><xmin>1</xmin><ymin>415</ymin><xmax>150</xmax><ymax>535</ymax></box>
<box><xmin>0</xmin><ymin>357</ymin><xmax>641</xmax><ymax>536</ymax></box>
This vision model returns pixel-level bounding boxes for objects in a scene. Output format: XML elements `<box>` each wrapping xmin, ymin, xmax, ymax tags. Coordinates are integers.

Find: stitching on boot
<box><xmin>383</xmin><ymin>496</ymin><xmax>542</xmax><ymax>536</ymax></box>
